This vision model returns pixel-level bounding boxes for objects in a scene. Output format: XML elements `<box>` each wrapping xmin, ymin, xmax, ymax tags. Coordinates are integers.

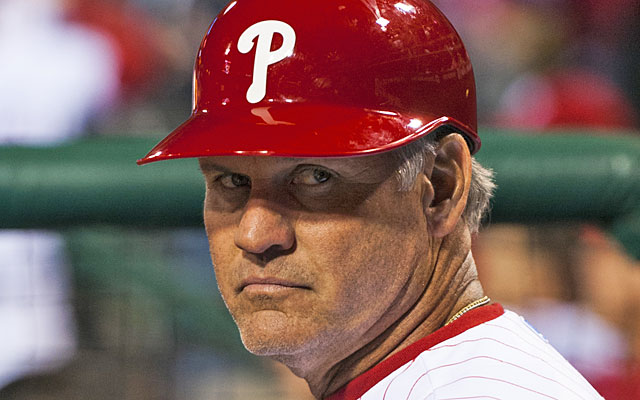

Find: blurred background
<box><xmin>0</xmin><ymin>0</ymin><xmax>638</xmax><ymax>399</ymax></box>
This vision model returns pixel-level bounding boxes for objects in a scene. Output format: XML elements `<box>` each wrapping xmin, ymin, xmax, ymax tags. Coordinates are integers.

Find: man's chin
<box><xmin>235</xmin><ymin>310</ymin><xmax>318</xmax><ymax>357</ymax></box>
<box><xmin>239</xmin><ymin>326</ymin><xmax>311</xmax><ymax>357</ymax></box>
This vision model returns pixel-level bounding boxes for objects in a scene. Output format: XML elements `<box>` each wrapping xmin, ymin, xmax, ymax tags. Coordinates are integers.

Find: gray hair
<box><xmin>394</xmin><ymin>130</ymin><xmax>496</xmax><ymax>233</ymax></box>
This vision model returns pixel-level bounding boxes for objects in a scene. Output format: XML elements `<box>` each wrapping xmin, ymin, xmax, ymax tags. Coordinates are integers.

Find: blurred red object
<box><xmin>589</xmin><ymin>361</ymin><xmax>640</xmax><ymax>400</ymax></box>
<box><xmin>495</xmin><ymin>69</ymin><xmax>637</xmax><ymax>131</ymax></box>
<box><xmin>579</xmin><ymin>0</ymin><xmax>638</xmax><ymax>37</ymax></box>
<box><xmin>65</xmin><ymin>0</ymin><xmax>167</xmax><ymax>96</ymax></box>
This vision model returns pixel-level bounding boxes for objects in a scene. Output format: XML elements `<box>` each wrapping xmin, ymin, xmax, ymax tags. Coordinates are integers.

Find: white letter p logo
<box><xmin>238</xmin><ymin>20</ymin><xmax>296</xmax><ymax>104</ymax></box>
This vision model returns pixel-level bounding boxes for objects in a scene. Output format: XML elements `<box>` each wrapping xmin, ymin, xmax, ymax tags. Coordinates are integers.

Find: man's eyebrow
<box><xmin>199</xmin><ymin>158</ymin><xmax>317</xmax><ymax>174</ymax></box>
<box><xmin>198</xmin><ymin>162</ymin><xmax>230</xmax><ymax>174</ymax></box>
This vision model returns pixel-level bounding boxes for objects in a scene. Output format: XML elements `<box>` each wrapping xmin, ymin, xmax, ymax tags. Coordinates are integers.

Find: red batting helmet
<box><xmin>138</xmin><ymin>0</ymin><xmax>479</xmax><ymax>165</ymax></box>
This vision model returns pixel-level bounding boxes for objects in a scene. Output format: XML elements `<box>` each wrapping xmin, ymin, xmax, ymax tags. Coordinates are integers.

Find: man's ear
<box><xmin>423</xmin><ymin>133</ymin><xmax>471</xmax><ymax>238</ymax></box>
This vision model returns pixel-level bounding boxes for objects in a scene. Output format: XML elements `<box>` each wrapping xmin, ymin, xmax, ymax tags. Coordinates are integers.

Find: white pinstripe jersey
<box><xmin>327</xmin><ymin>304</ymin><xmax>604</xmax><ymax>400</ymax></box>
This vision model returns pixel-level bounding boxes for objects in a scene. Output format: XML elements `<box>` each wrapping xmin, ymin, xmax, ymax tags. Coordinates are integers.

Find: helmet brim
<box><xmin>137</xmin><ymin>104</ymin><xmax>480</xmax><ymax>165</ymax></box>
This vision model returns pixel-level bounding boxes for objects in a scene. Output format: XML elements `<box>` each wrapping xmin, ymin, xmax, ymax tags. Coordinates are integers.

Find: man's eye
<box><xmin>293</xmin><ymin>168</ymin><xmax>333</xmax><ymax>185</ymax></box>
<box><xmin>219</xmin><ymin>173</ymin><xmax>251</xmax><ymax>188</ymax></box>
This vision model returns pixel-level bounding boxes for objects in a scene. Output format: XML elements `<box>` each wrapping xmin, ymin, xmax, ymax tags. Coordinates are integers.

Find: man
<box><xmin>139</xmin><ymin>0</ymin><xmax>603</xmax><ymax>398</ymax></box>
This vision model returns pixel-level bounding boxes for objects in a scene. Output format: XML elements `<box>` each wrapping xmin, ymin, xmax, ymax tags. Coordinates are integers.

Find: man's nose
<box><xmin>234</xmin><ymin>198</ymin><xmax>295</xmax><ymax>256</ymax></box>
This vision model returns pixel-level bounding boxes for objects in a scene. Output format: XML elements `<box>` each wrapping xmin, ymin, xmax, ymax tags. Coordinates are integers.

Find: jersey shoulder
<box><xmin>361</xmin><ymin>310</ymin><xmax>604</xmax><ymax>400</ymax></box>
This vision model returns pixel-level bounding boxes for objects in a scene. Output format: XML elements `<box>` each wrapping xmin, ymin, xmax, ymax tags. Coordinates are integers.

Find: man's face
<box><xmin>199</xmin><ymin>152</ymin><xmax>432</xmax><ymax>363</ymax></box>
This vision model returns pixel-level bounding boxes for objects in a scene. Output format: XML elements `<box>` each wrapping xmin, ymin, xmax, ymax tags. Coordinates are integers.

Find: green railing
<box><xmin>1</xmin><ymin>130</ymin><xmax>639</xmax><ymax>258</ymax></box>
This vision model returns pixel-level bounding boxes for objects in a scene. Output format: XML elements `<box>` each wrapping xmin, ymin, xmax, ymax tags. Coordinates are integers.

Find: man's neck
<box><xmin>289</xmin><ymin>224</ymin><xmax>485</xmax><ymax>399</ymax></box>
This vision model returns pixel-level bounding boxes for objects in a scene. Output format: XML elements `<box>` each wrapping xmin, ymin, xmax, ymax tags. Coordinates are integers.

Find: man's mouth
<box><xmin>238</xmin><ymin>277</ymin><xmax>311</xmax><ymax>295</ymax></box>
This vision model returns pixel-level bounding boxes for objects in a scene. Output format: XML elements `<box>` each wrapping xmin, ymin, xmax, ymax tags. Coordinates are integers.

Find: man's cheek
<box><xmin>208</xmin><ymin>226</ymin><xmax>236</xmax><ymax>256</ymax></box>
<box><xmin>209</xmin><ymin>240</ymin><xmax>238</xmax><ymax>290</ymax></box>
<box><xmin>298</xmin><ymin>216</ymin><xmax>368</xmax><ymax>252</ymax></box>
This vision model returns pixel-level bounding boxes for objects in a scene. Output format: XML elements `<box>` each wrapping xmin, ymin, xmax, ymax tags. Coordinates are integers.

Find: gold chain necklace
<box><xmin>444</xmin><ymin>296</ymin><xmax>491</xmax><ymax>326</ymax></box>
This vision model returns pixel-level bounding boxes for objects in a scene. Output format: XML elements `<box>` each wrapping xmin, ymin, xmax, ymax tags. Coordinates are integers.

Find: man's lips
<box><xmin>238</xmin><ymin>277</ymin><xmax>311</xmax><ymax>294</ymax></box>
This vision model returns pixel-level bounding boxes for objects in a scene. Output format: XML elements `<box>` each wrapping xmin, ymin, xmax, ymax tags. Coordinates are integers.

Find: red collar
<box><xmin>326</xmin><ymin>303</ymin><xmax>505</xmax><ymax>400</ymax></box>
